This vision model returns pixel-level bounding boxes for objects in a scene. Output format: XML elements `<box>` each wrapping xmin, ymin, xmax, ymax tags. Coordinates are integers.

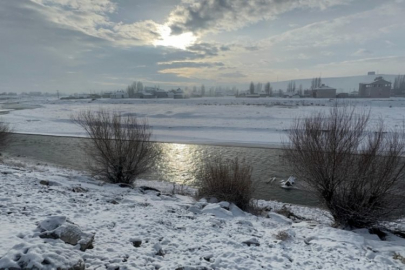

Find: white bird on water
<box><xmin>280</xmin><ymin>176</ymin><xmax>296</xmax><ymax>189</ymax></box>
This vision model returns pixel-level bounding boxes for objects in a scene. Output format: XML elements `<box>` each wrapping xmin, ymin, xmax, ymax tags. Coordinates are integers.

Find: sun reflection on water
<box><xmin>147</xmin><ymin>143</ymin><xmax>203</xmax><ymax>185</ymax></box>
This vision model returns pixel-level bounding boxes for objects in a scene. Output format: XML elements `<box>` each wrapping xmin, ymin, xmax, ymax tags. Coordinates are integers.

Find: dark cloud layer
<box><xmin>168</xmin><ymin>0</ymin><xmax>351</xmax><ymax>35</ymax></box>
<box><xmin>186</xmin><ymin>42</ymin><xmax>230</xmax><ymax>57</ymax></box>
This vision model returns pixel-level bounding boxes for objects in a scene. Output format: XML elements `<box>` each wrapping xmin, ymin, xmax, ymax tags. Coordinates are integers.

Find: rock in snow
<box><xmin>268</xmin><ymin>212</ymin><xmax>293</xmax><ymax>225</ymax></box>
<box><xmin>219</xmin><ymin>201</ymin><xmax>230</xmax><ymax>209</ymax></box>
<box><xmin>187</xmin><ymin>205</ymin><xmax>202</xmax><ymax>214</ymax></box>
<box><xmin>201</xmin><ymin>203</ymin><xmax>233</xmax><ymax>218</ymax></box>
<box><xmin>38</xmin><ymin>215</ymin><xmax>67</xmax><ymax>231</ymax></box>
<box><xmin>130</xmin><ymin>238</ymin><xmax>142</xmax><ymax>248</ymax></box>
<box><xmin>0</xmin><ymin>242</ymin><xmax>86</xmax><ymax>270</ymax></box>
<box><xmin>39</xmin><ymin>217</ymin><xmax>95</xmax><ymax>251</ymax></box>
<box><xmin>242</xmin><ymin>238</ymin><xmax>261</xmax><ymax>247</ymax></box>
<box><xmin>199</xmin><ymin>202</ymin><xmax>246</xmax><ymax>219</ymax></box>
<box><xmin>0</xmin><ymin>215</ymin><xmax>94</xmax><ymax>269</ymax></box>
<box><xmin>39</xmin><ymin>180</ymin><xmax>49</xmax><ymax>186</ymax></box>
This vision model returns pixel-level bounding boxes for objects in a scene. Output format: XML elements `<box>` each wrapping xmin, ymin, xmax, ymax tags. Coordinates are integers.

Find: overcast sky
<box><xmin>1</xmin><ymin>0</ymin><xmax>404</xmax><ymax>93</ymax></box>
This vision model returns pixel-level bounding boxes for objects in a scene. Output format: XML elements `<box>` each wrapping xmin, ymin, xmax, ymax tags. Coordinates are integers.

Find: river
<box><xmin>4</xmin><ymin>133</ymin><xmax>319</xmax><ymax>206</ymax></box>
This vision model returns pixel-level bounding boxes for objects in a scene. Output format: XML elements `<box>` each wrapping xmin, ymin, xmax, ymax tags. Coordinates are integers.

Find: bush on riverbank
<box><xmin>284</xmin><ymin>104</ymin><xmax>405</xmax><ymax>228</ymax></box>
<box><xmin>72</xmin><ymin>110</ymin><xmax>161</xmax><ymax>185</ymax></box>
<box><xmin>0</xmin><ymin>121</ymin><xmax>11</xmax><ymax>152</ymax></box>
<box><xmin>195</xmin><ymin>157</ymin><xmax>254</xmax><ymax>210</ymax></box>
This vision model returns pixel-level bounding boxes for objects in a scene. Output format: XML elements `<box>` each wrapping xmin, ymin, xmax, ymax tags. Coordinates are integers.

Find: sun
<box><xmin>154</xmin><ymin>25</ymin><xmax>197</xmax><ymax>50</ymax></box>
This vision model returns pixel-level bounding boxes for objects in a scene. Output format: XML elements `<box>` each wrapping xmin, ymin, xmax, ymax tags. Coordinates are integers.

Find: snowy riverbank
<box><xmin>3</xmin><ymin>97</ymin><xmax>405</xmax><ymax>147</ymax></box>
<box><xmin>0</xmin><ymin>160</ymin><xmax>404</xmax><ymax>269</ymax></box>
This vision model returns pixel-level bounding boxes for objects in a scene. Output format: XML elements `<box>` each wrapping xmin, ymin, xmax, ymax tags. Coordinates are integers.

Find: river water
<box><xmin>4</xmin><ymin>133</ymin><xmax>318</xmax><ymax>206</ymax></box>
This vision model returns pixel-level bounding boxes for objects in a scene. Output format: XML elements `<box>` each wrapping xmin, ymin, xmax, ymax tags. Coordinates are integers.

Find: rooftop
<box><xmin>314</xmin><ymin>84</ymin><xmax>336</xmax><ymax>90</ymax></box>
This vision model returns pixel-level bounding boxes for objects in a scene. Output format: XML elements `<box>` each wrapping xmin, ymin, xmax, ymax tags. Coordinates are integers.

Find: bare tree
<box><xmin>297</xmin><ymin>84</ymin><xmax>303</xmax><ymax>96</ymax></box>
<box><xmin>136</xmin><ymin>81</ymin><xmax>144</xmax><ymax>93</ymax></box>
<box><xmin>287</xmin><ymin>81</ymin><xmax>296</xmax><ymax>93</ymax></box>
<box><xmin>72</xmin><ymin>110</ymin><xmax>161</xmax><ymax>185</ymax></box>
<box><xmin>265</xmin><ymin>82</ymin><xmax>272</xmax><ymax>96</ymax></box>
<box><xmin>283</xmin><ymin>104</ymin><xmax>405</xmax><ymax>228</ymax></box>
<box><xmin>195</xmin><ymin>157</ymin><xmax>254</xmax><ymax>210</ymax></box>
<box><xmin>249</xmin><ymin>82</ymin><xmax>255</xmax><ymax>95</ymax></box>
<box><xmin>311</xmin><ymin>77</ymin><xmax>322</xmax><ymax>90</ymax></box>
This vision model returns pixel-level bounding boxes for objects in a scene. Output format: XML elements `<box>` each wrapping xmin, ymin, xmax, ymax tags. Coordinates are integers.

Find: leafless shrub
<box><xmin>275</xmin><ymin>205</ymin><xmax>294</xmax><ymax>218</ymax></box>
<box><xmin>275</xmin><ymin>205</ymin><xmax>303</xmax><ymax>221</ymax></box>
<box><xmin>246</xmin><ymin>200</ymin><xmax>262</xmax><ymax>216</ymax></box>
<box><xmin>283</xmin><ymin>104</ymin><xmax>405</xmax><ymax>228</ymax></box>
<box><xmin>0</xmin><ymin>121</ymin><xmax>11</xmax><ymax>151</ymax></box>
<box><xmin>393</xmin><ymin>253</ymin><xmax>405</xmax><ymax>264</ymax></box>
<box><xmin>72</xmin><ymin>110</ymin><xmax>161</xmax><ymax>185</ymax></box>
<box><xmin>137</xmin><ymin>202</ymin><xmax>151</xmax><ymax>207</ymax></box>
<box><xmin>170</xmin><ymin>183</ymin><xmax>194</xmax><ymax>196</ymax></box>
<box><xmin>275</xmin><ymin>230</ymin><xmax>291</xmax><ymax>241</ymax></box>
<box><xmin>195</xmin><ymin>157</ymin><xmax>254</xmax><ymax>210</ymax></box>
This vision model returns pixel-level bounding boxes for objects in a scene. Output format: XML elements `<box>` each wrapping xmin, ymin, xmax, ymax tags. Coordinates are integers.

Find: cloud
<box><xmin>351</xmin><ymin>48</ymin><xmax>374</xmax><ymax>57</ymax></box>
<box><xmin>317</xmin><ymin>55</ymin><xmax>405</xmax><ymax>68</ymax></box>
<box><xmin>27</xmin><ymin>0</ymin><xmax>161</xmax><ymax>46</ymax></box>
<box><xmin>22</xmin><ymin>0</ymin><xmax>362</xmax><ymax>52</ymax></box>
<box><xmin>244</xmin><ymin>46</ymin><xmax>260</xmax><ymax>52</ymax></box>
<box><xmin>385</xmin><ymin>40</ymin><xmax>396</xmax><ymax>48</ymax></box>
<box><xmin>297</xmin><ymin>53</ymin><xmax>311</xmax><ymax>60</ymax></box>
<box><xmin>158</xmin><ymin>61</ymin><xmax>225</xmax><ymax>69</ymax></box>
<box><xmin>112</xmin><ymin>21</ymin><xmax>161</xmax><ymax>44</ymax></box>
<box><xmin>320</xmin><ymin>51</ymin><xmax>335</xmax><ymax>56</ymax></box>
<box><xmin>0</xmin><ymin>1</ymin><xmax>218</xmax><ymax>92</ymax></box>
<box><xmin>2</xmin><ymin>0</ymin><xmax>405</xmax><ymax>92</ymax></box>
<box><xmin>263</xmin><ymin>2</ymin><xmax>405</xmax><ymax>50</ymax></box>
<box><xmin>31</xmin><ymin>0</ymin><xmax>117</xmax><ymax>13</ymax></box>
<box><xmin>221</xmin><ymin>71</ymin><xmax>247</xmax><ymax>78</ymax></box>
<box><xmin>186</xmin><ymin>42</ymin><xmax>231</xmax><ymax>57</ymax></box>
<box><xmin>167</xmin><ymin>0</ymin><xmax>352</xmax><ymax>35</ymax></box>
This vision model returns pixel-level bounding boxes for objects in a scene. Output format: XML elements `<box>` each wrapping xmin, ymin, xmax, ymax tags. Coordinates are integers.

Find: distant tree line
<box><xmin>247</xmin><ymin>82</ymin><xmax>273</xmax><ymax>96</ymax></box>
<box><xmin>249</xmin><ymin>82</ymin><xmax>255</xmax><ymax>94</ymax></box>
<box><xmin>190</xmin><ymin>85</ymin><xmax>241</xmax><ymax>97</ymax></box>
<box><xmin>126</xmin><ymin>81</ymin><xmax>144</xmax><ymax>97</ymax></box>
<box><xmin>311</xmin><ymin>77</ymin><xmax>322</xmax><ymax>90</ymax></box>
<box><xmin>264</xmin><ymin>82</ymin><xmax>273</xmax><ymax>96</ymax></box>
<box><xmin>287</xmin><ymin>81</ymin><xmax>296</xmax><ymax>93</ymax></box>
<box><xmin>394</xmin><ymin>75</ymin><xmax>405</xmax><ymax>90</ymax></box>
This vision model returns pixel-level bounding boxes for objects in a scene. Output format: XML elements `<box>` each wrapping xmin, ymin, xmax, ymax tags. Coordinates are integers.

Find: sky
<box><xmin>1</xmin><ymin>0</ymin><xmax>405</xmax><ymax>93</ymax></box>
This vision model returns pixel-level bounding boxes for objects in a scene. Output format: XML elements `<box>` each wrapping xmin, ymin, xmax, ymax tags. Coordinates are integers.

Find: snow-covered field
<box><xmin>2</xmin><ymin>97</ymin><xmax>405</xmax><ymax>147</ymax></box>
<box><xmin>0</xmin><ymin>160</ymin><xmax>405</xmax><ymax>270</ymax></box>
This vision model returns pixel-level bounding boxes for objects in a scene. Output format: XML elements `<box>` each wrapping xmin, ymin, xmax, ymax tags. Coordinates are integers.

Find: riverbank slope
<box><xmin>0</xmin><ymin>160</ymin><xmax>404</xmax><ymax>269</ymax></box>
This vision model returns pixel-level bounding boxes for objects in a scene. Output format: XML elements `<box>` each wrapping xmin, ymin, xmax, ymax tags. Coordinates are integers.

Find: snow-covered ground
<box><xmin>0</xmin><ymin>160</ymin><xmax>404</xmax><ymax>269</ymax></box>
<box><xmin>2</xmin><ymin>97</ymin><xmax>405</xmax><ymax>147</ymax></box>
<box><xmin>1</xmin><ymin>97</ymin><xmax>405</xmax><ymax>269</ymax></box>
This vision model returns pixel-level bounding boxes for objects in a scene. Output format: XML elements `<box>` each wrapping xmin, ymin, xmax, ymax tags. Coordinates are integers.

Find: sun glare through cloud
<box><xmin>154</xmin><ymin>25</ymin><xmax>197</xmax><ymax>50</ymax></box>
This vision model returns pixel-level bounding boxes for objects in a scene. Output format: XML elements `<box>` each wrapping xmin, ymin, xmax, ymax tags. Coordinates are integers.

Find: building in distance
<box><xmin>313</xmin><ymin>84</ymin><xmax>337</xmax><ymax>98</ymax></box>
<box><xmin>359</xmin><ymin>76</ymin><xmax>391</xmax><ymax>98</ymax></box>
